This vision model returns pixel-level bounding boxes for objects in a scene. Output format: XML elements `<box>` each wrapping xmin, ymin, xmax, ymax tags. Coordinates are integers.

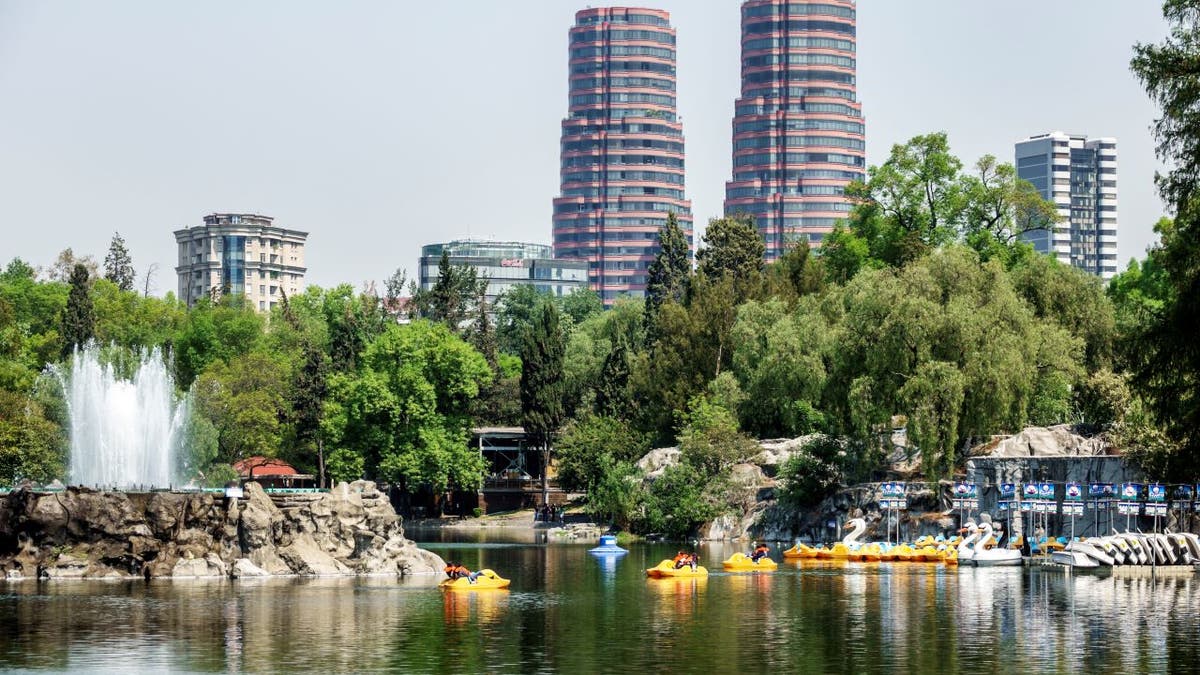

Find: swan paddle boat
<box><xmin>972</xmin><ymin>522</ymin><xmax>1022</xmax><ymax>567</ymax></box>
<box><xmin>722</xmin><ymin>552</ymin><xmax>778</xmax><ymax>572</ymax></box>
<box><xmin>440</xmin><ymin>569</ymin><xmax>511</xmax><ymax>590</ymax></box>
<box><xmin>646</xmin><ymin>559</ymin><xmax>709</xmax><ymax>578</ymax></box>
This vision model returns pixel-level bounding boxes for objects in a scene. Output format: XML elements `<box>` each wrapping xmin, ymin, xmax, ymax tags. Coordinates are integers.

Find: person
<box><xmin>444</xmin><ymin>562</ymin><xmax>482</xmax><ymax>584</ymax></box>
<box><xmin>672</xmin><ymin>550</ymin><xmax>689</xmax><ymax>569</ymax></box>
<box><xmin>750</xmin><ymin>542</ymin><xmax>770</xmax><ymax>563</ymax></box>
<box><xmin>687</xmin><ymin>552</ymin><xmax>698</xmax><ymax>571</ymax></box>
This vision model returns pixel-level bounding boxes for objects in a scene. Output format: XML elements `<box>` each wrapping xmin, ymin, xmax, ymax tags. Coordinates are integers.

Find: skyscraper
<box><xmin>724</xmin><ymin>0</ymin><xmax>865</xmax><ymax>260</ymax></box>
<box><xmin>1015</xmin><ymin>132</ymin><xmax>1118</xmax><ymax>279</ymax></box>
<box><xmin>553</xmin><ymin>7</ymin><xmax>693</xmax><ymax>304</ymax></box>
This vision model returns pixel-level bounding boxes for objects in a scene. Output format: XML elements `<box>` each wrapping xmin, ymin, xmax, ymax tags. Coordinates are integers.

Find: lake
<box><xmin>2</xmin><ymin>528</ymin><xmax>1198</xmax><ymax>673</ymax></box>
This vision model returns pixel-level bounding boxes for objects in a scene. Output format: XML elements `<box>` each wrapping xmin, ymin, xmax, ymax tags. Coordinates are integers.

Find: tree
<box><xmin>496</xmin><ymin>284</ymin><xmax>554</xmax><ymax>355</ymax></box>
<box><xmin>959</xmin><ymin>155</ymin><xmax>1059</xmax><ymax>264</ymax></box>
<box><xmin>644</xmin><ymin>212</ymin><xmax>691</xmax><ymax>343</ymax></box>
<box><xmin>141</xmin><ymin>262</ymin><xmax>159</xmax><ymax>298</ymax></box>
<box><xmin>411</xmin><ymin>251</ymin><xmax>485</xmax><ymax>332</ymax></box>
<box><xmin>695</xmin><ymin>215</ymin><xmax>764</xmax><ymax>293</ymax></box>
<box><xmin>900</xmin><ymin>360</ymin><xmax>966</xmax><ymax>479</ymax></box>
<box><xmin>561</xmin><ymin>288</ymin><xmax>603</xmax><ymax>325</ymax></box>
<box><xmin>520</xmin><ymin>302</ymin><xmax>566</xmax><ymax>505</ymax></box>
<box><xmin>44</xmin><ymin>248</ymin><xmax>98</xmax><ymax>283</ymax></box>
<box><xmin>0</xmin><ymin>389</ymin><xmax>66</xmax><ymax>484</ymax></box>
<box><xmin>1127</xmin><ymin>3</ymin><xmax>1200</xmax><ymax>478</ymax></box>
<box><xmin>839</xmin><ymin>132</ymin><xmax>965</xmax><ymax>268</ymax></box>
<box><xmin>60</xmin><ymin>263</ymin><xmax>94</xmax><ymax>356</ymax></box>
<box><xmin>103</xmin><ymin>231</ymin><xmax>135</xmax><ymax>292</ymax></box>
<box><xmin>594</xmin><ymin>333</ymin><xmax>633</xmax><ymax>419</ymax></box>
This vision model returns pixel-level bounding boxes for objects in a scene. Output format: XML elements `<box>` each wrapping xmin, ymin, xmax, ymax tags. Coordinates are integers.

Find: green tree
<box><xmin>560</xmin><ymin>288</ymin><xmax>603</xmax><ymax>325</ymax></box>
<box><xmin>1127</xmin><ymin>4</ymin><xmax>1200</xmax><ymax>478</ymax></box>
<box><xmin>0</xmin><ymin>389</ymin><xmax>66</xmax><ymax>484</ymax></box>
<box><xmin>594</xmin><ymin>333</ymin><xmax>634</xmax><ymax>419</ymax></box>
<box><xmin>103</xmin><ymin>231</ymin><xmax>135</xmax><ymax>292</ymax></box>
<box><xmin>192</xmin><ymin>350</ymin><xmax>288</xmax><ymax>466</ymax></box>
<box><xmin>763</xmin><ymin>239</ymin><xmax>825</xmax><ymax>302</ymax></box>
<box><xmin>174</xmin><ymin>295</ymin><xmax>264</xmax><ymax>387</ymax></box>
<box><xmin>60</xmin><ymin>263</ymin><xmax>94</xmax><ymax>356</ymax></box>
<box><xmin>555</xmin><ymin>415</ymin><xmax>647</xmax><ymax>492</ymax></box>
<box><xmin>695</xmin><ymin>214</ymin><xmax>764</xmax><ymax>295</ymax></box>
<box><xmin>959</xmin><ymin>155</ymin><xmax>1059</xmax><ymax>265</ymax></box>
<box><xmin>644</xmin><ymin>212</ymin><xmax>691</xmax><ymax>343</ymax></box>
<box><xmin>900</xmin><ymin>360</ymin><xmax>965</xmax><ymax>478</ymax></box>
<box><xmin>520</xmin><ymin>302</ymin><xmax>566</xmax><ymax>505</ymax></box>
<box><xmin>496</xmin><ymin>284</ymin><xmax>554</xmax><ymax>355</ymax></box>
<box><xmin>411</xmin><ymin>250</ymin><xmax>485</xmax><ymax>332</ymax></box>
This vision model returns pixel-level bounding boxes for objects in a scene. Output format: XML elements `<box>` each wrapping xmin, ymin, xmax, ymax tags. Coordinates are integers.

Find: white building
<box><xmin>1015</xmin><ymin>132</ymin><xmax>1118</xmax><ymax>279</ymax></box>
<box><xmin>174</xmin><ymin>213</ymin><xmax>308</xmax><ymax>310</ymax></box>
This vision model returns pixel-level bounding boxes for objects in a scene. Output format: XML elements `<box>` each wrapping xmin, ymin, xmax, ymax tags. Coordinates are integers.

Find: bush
<box><xmin>778</xmin><ymin>437</ymin><xmax>846</xmax><ymax>507</ymax></box>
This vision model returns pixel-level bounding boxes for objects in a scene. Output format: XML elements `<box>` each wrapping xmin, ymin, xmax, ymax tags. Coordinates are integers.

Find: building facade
<box><xmin>418</xmin><ymin>240</ymin><xmax>588</xmax><ymax>307</ymax></box>
<box><xmin>174</xmin><ymin>213</ymin><xmax>308</xmax><ymax>310</ymax></box>
<box><xmin>723</xmin><ymin>0</ymin><xmax>865</xmax><ymax>260</ymax></box>
<box><xmin>552</xmin><ymin>6</ymin><xmax>693</xmax><ymax>304</ymax></box>
<box><xmin>1015</xmin><ymin>132</ymin><xmax>1118</xmax><ymax>279</ymax></box>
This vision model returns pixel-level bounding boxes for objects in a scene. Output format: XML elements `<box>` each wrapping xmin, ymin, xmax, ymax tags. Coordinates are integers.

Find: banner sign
<box><xmin>1062</xmin><ymin>483</ymin><xmax>1084</xmax><ymax>515</ymax></box>
<box><xmin>1118</xmin><ymin>483</ymin><xmax>1142</xmax><ymax>515</ymax></box>
<box><xmin>1089</xmin><ymin>483</ymin><xmax>1114</xmax><ymax>510</ymax></box>
<box><xmin>1148</xmin><ymin>484</ymin><xmax>1166</xmax><ymax>503</ymax></box>
<box><xmin>997</xmin><ymin>483</ymin><xmax>1017</xmax><ymax>511</ymax></box>
<box><xmin>953</xmin><ymin>482</ymin><xmax>978</xmax><ymax>510</ymax></box>
<box><xmin>878</xmin><ymin>482</ymin><xmax>907</xmax><ymax>510</ymax></box>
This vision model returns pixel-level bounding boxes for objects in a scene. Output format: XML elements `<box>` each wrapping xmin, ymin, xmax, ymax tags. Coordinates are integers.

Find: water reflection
<box><xmin>3</xmin><ymin>540</ymin><xmax>1200</xmax><ymax>672</ymax></box>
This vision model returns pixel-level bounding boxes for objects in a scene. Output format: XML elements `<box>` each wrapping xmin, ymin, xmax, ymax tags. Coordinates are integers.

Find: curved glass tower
<box><xmin>724</xmin><ymin>0</ymin><xmax>865</xmax><ymax>260</ymax></box>
<box><xmin>553</xmin><ymin>6</ymin><xmax>693</xmax><ymax>304</ymax></box>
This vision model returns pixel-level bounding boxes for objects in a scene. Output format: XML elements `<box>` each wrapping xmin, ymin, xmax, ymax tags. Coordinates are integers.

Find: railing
<box><xmin>482</xmin><ymin>478</ymin><xmax>560</xmax><ymax>492</ymax></box>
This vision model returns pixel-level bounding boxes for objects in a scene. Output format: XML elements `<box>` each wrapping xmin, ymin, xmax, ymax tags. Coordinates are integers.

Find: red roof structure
<box><xmin>233</xmin><ymin>456</ymin><xmax>300</xmax><ymax>478</ymax></box>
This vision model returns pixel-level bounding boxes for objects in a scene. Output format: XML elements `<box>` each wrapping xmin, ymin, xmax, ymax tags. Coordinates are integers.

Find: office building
<box><xmin>1015</xmin><ymin>132</ymin><xmax>1118</xmax><ymax>278</ymax></box>
<box><xmin>418</xmin><ymin>240</ymin><xmax>588</xmax><ymax>306</ymax></box>
<box><xmin>552</xmin><ymin>6</ymin><xmax>694</xmax><ymax>304</ymax></box>
<box><xmin>174</xmin><ymin>213</ymin><xmax>308</xmax><ymax>310</ymax></box>
<box><xmin>724</xmin><ymin>0</ymin><xmax>865</xmax><ymax>260</ymax></box>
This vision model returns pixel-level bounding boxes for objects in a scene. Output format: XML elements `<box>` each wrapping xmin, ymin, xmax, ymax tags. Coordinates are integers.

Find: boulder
<box><xmin>231</xmin><ymin>558</ymin><xmax>270</xmax><ymax>578</ymax></box>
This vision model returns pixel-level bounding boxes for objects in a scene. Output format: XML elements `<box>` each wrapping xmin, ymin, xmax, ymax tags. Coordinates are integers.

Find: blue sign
<box><xmin>1023</xmin><ymin>484</ymin><xmax>1039</xmax><ymax>499</ymax></box>
<box><xmin>1148</xmin><ymin>484</ymin><xmax>1166</xmax><ymax>503</ymax></box>
<box><xmin>1038</xmin><ymin>482</ymin><xmax>1055</xmax><ymax>500</ymax></box>
<box><xmin>1065</xmin><ymin>482</ymin><xmax>1083</xmax><ymax>501</ymax></box>
<box><xmin>1121</xmin><ymin>483</ymin><xmax>1142</xmax><ymax>501</ymax></box>
<box><xmin>999</xmin><ymin>483</ymin><xmax>1016</xmax><ymax>498</ymax></box>
<box><xmin>1174</xmin><ymin>485</ymin><xmax>1193</xmax><ymax>501</ymax></box>
<box><xmin>1089</xmin><ymin>483</ymin><xmax>1114</xmax><ymax>498</ymax></box>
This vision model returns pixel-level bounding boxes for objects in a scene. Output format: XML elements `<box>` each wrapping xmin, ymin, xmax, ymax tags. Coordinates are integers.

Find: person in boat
<box><xmin>686</xmin><ymin>552</ymin><xmax>698</xmax><ymax>571</ymax></box>
<box><xmin>672</xmin><ymin>551</ymin><xmax>690</xmax><ymax>569</ymax></box>
<box><xmin>750</xmin><ymin>542</ymin><xmax>770</xmax><ymax>563</ymax></box>
<box><xmin>444</xmin><ymin>562</ymin><xmax>481</xmax><ymax>583</ymax></box>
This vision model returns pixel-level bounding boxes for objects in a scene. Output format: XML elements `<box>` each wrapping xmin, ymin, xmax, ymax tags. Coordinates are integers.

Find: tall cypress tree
<box><xmin>103</xmin><ymin>231</ymin><xmax>135</xmax><ymax>291</ymax></box>
<box><xmin>520</xmin><ymin>302</ymin><xmax>565</xmax><ymax>505</ymax></box>
<box><xmin>61</xmin><ymin>263</ymin><xmax>94</xmax><ymax>356</ymax></box>
<box><xmin>594</xmin><ymin>334</ymin><xmax>632</xmax><ymax>419</ymax></box>
<box><xmin>643</xmin><ymin>212</ymin><xmax>690</xmax><ymax>345</ymax></box>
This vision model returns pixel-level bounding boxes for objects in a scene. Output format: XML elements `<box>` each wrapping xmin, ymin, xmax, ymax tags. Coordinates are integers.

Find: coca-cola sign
<box><xmin>500</xmin><ymin>259</ymin><xmax>525</xmax><ymax>267</ymax></box>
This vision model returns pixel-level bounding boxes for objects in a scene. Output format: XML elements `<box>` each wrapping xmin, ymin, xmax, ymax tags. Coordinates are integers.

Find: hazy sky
<box><xmin>0</xmin><ymin>1</ymin><xmax>1170</xmax><ymax>293</ymax></box>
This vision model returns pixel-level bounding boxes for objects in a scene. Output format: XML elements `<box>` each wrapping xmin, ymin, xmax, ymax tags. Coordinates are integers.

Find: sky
<box><xmin>0</xmin><ymin>1</ymin><xmax>1171</xmax><ymax>294</ymax></box>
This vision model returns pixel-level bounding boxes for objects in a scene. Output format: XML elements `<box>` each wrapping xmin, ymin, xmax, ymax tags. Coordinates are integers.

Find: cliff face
<box><xmin>0</xmin><ymin>481</ymin><xmax>443</xmax><ymax>580</ymax></box>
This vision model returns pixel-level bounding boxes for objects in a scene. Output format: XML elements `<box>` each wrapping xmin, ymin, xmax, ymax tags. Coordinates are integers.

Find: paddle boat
<box><xmin>972</xmin><ymin>522</ymin><xmax>1022</xmax><ymax>567</ymax></box>
<box><xmin>646</xmin><ymin>559</ymin><xmax>709</xmax><ymax>578</ymax></box>
<box><xmin>440</xmin><ymin>569</ymin><xmax>511</xmax><ymax>590</ymax></box>
<box><xmin>722</xmin><ymin>552</ymin><xmax>778</xmax><ymax>572</ymax></box>
<box><xmin>782</xmin><ymin>542</ymin><xmax>822</xmax><ymax>559</ymax></box>
<box><xmin>589</xmin><ymin>534</ymin><xmax>628</xmax><ymax>555</ymax></box>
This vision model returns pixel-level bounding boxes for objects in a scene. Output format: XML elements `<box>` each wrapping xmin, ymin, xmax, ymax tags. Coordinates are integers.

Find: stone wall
<box><xmin>0</xmin><ymin>481</ymin><xmax>443</xmax><ymax>580</ymax></box>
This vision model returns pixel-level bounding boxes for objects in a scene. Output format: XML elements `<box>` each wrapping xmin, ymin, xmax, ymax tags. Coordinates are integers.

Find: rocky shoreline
<box><xmin>0</xmin><ymin>481</ymin><xmax>444</xmax><ymax>580</ymax></box>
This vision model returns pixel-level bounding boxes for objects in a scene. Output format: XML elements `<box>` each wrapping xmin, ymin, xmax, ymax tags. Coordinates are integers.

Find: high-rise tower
<box><xmin>724</xmin><ymin>0</ymin><xmax>865</xmax><ymax>260</ymax></box>
<box><xmin>1015</xmin><ymin>132</ymin><xmax>1119</xmax><ymax>279</ymax></box>
<box><xmin>553</xmin><ymin>7</ymin><xmax>693</xmax><ymax>304</ymax></box>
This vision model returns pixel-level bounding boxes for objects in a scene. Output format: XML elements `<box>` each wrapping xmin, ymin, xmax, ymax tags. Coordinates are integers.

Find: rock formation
<box><xmin>0</xmin><ymin>481</ymin><xmax>444</xmax><ymax>580</ymax></box>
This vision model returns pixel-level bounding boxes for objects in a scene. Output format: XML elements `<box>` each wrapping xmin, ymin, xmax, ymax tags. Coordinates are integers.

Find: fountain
<box><xmin>58</xmin><ymin>344</ymin><xmax>186</xmax><ymax>488</ymax></box>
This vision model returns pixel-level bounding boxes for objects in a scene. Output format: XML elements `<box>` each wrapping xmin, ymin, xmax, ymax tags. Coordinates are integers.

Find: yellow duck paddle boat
<box><xmin>782</xmin><ymin>543</ymin><xmax>822</xmax><ymax>559</ymax></box>
<box><xmin>439</xmin><ymin>569</ymin><xmax>511</xmax><ymax>590</ymax></box>
<box><xmin>647</xmin><ymin>559</ymin><xmax>709</xmax><ymax>578</ymax></box>
<box><xmin>722</xmin><ymin>552</ymin><xmax>778</xmax><ymax>571</ymax></box>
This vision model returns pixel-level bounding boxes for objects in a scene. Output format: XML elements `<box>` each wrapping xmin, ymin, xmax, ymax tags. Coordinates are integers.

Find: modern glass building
<box><xmin>552</xmin><ymin>6</ymin><xmax>693</xmax><ymax>304</ymax></box>
<box><xmin>174</xmin><ymin>213</ymin><xmax>308</xmax><ymax>310</ymax></box>
<box><xmin>418</xmin><ymin>240</ymin><xmax>588</xmax><ymax>307</ymax></box>
<box><xmin>723</xmin><ymin>0</ymin><xmax>865</xmax><ymax>260</ymax></box>
<box><xmin>1015</xmin><ymin>132</ymin><xmax>1119</xmax><ymax>279</ymax></box>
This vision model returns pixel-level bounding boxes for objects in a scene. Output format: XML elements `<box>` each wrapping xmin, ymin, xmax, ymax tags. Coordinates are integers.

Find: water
<box><xmin>58</xmin><ymin>345</ymin><xmax>184</xmax><ymax>488</ymax></box>
<box><xmin>3</xmin><ymin>532</ymin><xmax>1199</xmax><ymax>673</ymax></box>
